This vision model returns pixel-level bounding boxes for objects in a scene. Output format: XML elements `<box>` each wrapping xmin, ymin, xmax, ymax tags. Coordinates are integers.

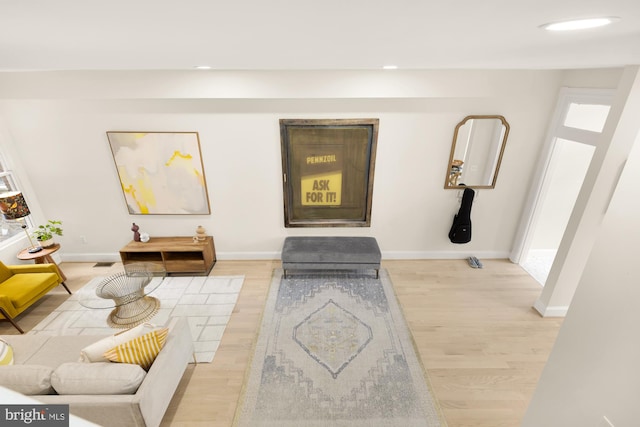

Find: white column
<box><xmin>522</xmin><ymin>67</ymin><xmax>640</xmax><ymax>427</ymax></box>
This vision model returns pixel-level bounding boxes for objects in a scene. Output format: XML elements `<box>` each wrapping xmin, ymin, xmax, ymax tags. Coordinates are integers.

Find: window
<box><xmin>556</xmin><ymin>97</ymin><xmax>612</xmax><ymax>147</ymax></box>
<box><xmin>564</xmin><ymin>102</ymin><xmax>611</xmax><ymax>133</ymax></box>
<box><xmin>0</xmin><ymin>153</ymin><xmax>32</xmax><ymax>244</ymax></box>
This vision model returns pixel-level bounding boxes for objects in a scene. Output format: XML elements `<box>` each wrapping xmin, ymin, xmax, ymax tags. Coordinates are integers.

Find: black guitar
<box><xmin>448</xmin><ymin>187</ymin><xmax>475</xmax><ymax>244</ymax></box>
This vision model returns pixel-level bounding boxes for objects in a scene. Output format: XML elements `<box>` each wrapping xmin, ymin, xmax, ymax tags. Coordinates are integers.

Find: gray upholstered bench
<box><xmin>281</xmin><ymin>236</ymin><xmax>381</xmax><ymax>278</ymax></box>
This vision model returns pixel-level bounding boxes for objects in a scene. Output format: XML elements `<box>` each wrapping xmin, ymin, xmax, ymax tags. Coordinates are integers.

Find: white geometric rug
<box><xmin>28</xmin><ymin>275</ymin><xmax>244</xmax><ymax>363</ymax></box>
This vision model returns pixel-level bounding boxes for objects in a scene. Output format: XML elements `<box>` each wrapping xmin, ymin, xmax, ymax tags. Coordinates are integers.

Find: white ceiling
<box><xmin>1</xmin><ymin>0</ymin><xmax>639</xmax><ymax>71</ymax></box>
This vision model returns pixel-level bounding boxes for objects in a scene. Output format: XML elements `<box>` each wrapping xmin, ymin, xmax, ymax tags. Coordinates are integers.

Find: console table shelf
<box><xmin>119</xmin><ymin>236</ymin><xmax>216</xmax><ymax>276</ymax></box>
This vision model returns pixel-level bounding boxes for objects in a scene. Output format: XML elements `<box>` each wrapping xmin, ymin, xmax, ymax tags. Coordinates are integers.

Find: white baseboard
<box><xmin>382</xmin><ymin>250</ymin><xmax>511</xmax><ymax>260</ymax></box>
<box><xmin>61</xmin><ymin>253</ymin><xmax>122</xmax><ymax>263</ymax></box>
<box><xmin>533</xmin><ymin>298</ymin><xmax>568</xmax><ymax>317</ymax></box>
<box><xmin>61</xmin><ymin>250</ymin><xmax>513</xmax><ymax>263</ymax></box>
<box><xmin>217</xmin><ymin>252</ymin><xmax>281</xmax><ymax>260</ymax></box>
<box><xmin>223</xmin><ymin>251</ymin><xmax>513</xmax><ymax>260</ymax></box>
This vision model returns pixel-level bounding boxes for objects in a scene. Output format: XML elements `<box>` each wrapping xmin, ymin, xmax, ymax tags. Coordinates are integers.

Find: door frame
<box><xmin>510</xmin><ymin>87</ymin><xmax>614</xmax><ymax>264</ymax></box>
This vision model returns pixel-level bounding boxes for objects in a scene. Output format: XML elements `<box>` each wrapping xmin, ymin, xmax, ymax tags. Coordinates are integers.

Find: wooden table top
<box><xmin>17</xmin><ymin>243</ymin><xmax>60</xmax><ymax>260</ymax></box>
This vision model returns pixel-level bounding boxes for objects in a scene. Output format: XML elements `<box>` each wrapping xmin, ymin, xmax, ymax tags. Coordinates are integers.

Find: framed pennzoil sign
<box><xmin>280</xmin><ymin>118</ymin><xmax>379</xmax><ymax>227</ymax></box>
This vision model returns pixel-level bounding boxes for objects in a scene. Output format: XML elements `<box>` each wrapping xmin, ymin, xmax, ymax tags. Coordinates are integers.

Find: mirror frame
<box><xmin>444</xmin><ymin>115</ymin><xmax>510</xmax><ymax>189</ymax></box>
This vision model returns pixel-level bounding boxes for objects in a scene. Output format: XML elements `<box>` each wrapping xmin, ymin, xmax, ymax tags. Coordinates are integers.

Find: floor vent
<box><xmin>93</xmin><ymin>262</ymin><xmax>115</xmax><ymax>267</ymax></box>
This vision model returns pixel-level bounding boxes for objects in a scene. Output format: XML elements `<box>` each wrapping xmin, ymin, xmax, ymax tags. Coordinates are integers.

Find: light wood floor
<box><xmin>0</xmin><ymin>259</ymin><xmax>563</xmax><ymax>427</ymax></box>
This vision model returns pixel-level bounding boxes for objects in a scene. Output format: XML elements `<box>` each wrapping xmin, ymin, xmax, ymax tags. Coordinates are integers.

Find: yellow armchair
<box><xmin>0</xmin><ymin>261</ymin><xmax>70</xmax><ymax>333</ymax></box>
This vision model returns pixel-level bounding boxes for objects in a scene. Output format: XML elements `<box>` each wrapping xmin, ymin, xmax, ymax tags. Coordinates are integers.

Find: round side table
<box><xmin>17</xmin><ymin>243</ymin><xmax>67</xmax><ymax>282</ymax></box>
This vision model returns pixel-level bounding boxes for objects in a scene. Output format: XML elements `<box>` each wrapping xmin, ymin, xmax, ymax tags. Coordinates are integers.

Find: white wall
<box><xmin>522</xmin><ymin>115</ymin><xmax>640</xmax><ymax>427</ymax></box>
<box><xmin>0</xmin><ymin>70</ymin><xmax>566</xmax><ymax>261</ymax></box>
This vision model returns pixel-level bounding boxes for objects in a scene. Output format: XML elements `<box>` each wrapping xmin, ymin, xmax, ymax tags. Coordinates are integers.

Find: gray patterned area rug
<box><xmin>234</xmin><ymin>269</ymin><xmax>444</xmax><ymax>427</ymax></box>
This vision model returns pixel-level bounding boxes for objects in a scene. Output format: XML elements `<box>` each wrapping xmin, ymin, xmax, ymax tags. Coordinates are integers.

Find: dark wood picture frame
<box><xmin>280</xmin><ymin>118</ymin><xmax>379</xmax><ymax>227</ymax></box>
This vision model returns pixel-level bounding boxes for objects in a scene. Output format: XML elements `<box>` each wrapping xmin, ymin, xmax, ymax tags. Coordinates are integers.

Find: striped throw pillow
<box><xmin>103</xmin><ymin>328</ymin><xmax>168</xmax><ymax>370</ymax></box>
<box><xmin>0</xmin><ymin>339</ymin><xmax>13</xmax><ymax>365</ymax></box>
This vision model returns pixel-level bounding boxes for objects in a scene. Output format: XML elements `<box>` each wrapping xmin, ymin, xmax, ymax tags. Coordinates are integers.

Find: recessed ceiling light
<box><xmin>194</xmin><ymin>65</ymin><xmax>212</xmax><ymax>70</ymax></box>
<box><xmin>383</xmin><ymin>65</ymin><xmax>398</xmax><ymax>70</ymax></box>
<box><xmin>540</xmin><ymin>16</ymin><xmax>620</xmax><ymax>31</ymax></box>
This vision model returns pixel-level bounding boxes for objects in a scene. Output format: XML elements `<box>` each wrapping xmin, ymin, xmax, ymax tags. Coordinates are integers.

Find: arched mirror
<box><xmin>444</xmin><ymin>115</ymin><xmax>510</xmax><ymax>189</ymax></box>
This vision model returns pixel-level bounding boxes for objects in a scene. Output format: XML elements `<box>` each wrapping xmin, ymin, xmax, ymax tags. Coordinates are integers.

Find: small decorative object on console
<box><xmin>139</xmin><ymin>232</ymin><xmax>150</xmax><ymax>243</ymax></box>
<box><xmin>131</xmin><ymin>223</ymin><xmax>140</xmax><ymax>242</ymax></box>
<box><xmin>194</xmin><ymin>225</ymin><xmax>206</xmax><ymax>242</ymax></box>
